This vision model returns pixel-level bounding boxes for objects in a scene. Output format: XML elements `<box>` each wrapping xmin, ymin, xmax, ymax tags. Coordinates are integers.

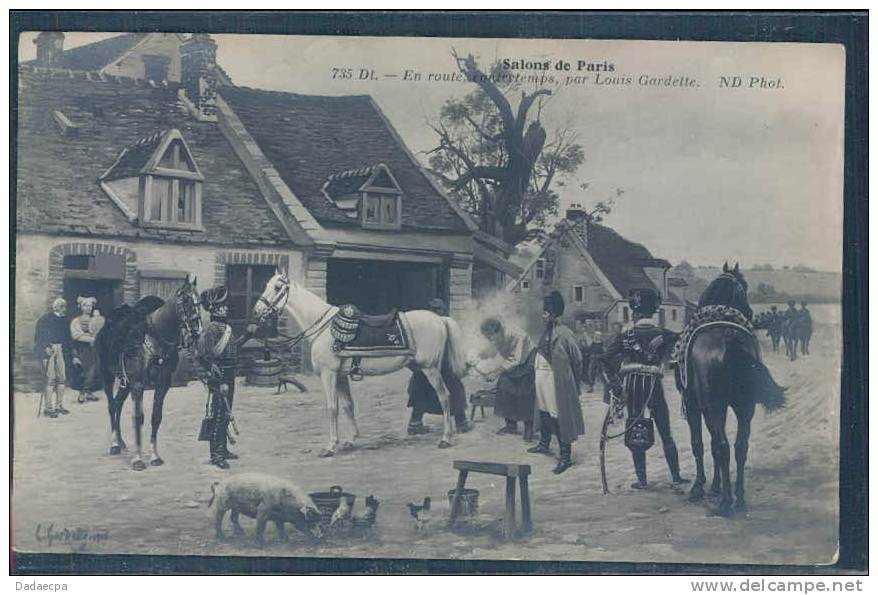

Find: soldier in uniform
<box><xmin>406</xmin><ymin>298</ymin><xmax>470</xmax><ymax>435</ymax></box>
<box><xmin>602</xmin><ymin>288</ymin><xmax>688</xmax><ymax>489</ymax></box>
<box><xmin>193</xmin><ymin>286</ymin><xmax>256</xmax><ymax>469</ymax></box>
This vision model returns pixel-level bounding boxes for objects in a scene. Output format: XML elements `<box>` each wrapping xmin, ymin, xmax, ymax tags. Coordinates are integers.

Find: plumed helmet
<box><xmin>629</xmin><ymin>288</ymin><xmax>659</xmax><ymax>317</ymax></box>
<box><xmin>200</xmin><ymin>286</ymin><xmax>229</xmax><ymax>313</ymax></box>
<box><xmin>543</xmin><ymin>290</ymin><xmax>565</xmax><ymax>318</ymax></box>
<box><xmin>427</xmin><ymin>298</ymin><xmax>447</xmax><ymax>316</ymax></box>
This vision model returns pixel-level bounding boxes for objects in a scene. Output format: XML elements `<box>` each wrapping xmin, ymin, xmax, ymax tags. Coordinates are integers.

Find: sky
<box><xmin>18</xmin><ymin>33</ymin><xmax>846</xmax><ymax>272</ymax></box>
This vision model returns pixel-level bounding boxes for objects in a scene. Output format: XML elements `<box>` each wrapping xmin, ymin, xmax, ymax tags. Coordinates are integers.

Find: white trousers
<box><xmin>534</xmin><ymin>353</ymin><xmax>558</xmax><ymax>417</ymax></box>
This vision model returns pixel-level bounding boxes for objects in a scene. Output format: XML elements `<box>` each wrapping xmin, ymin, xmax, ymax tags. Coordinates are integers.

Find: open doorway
<box><xmin>326</xmin><ymin>258</ymin><xmax>447</xmax><ymax>314</ymax></box>
<box><xmin>61</xmin><ymin>253</ymin><xmax>124</xmax><ymax>316</ymax></box>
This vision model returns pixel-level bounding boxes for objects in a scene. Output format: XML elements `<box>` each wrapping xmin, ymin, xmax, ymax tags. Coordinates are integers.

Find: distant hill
<box><xmin>676</xmin><ymin>267</ymin><xmax>841</xmax><ymax>304</ymax></box>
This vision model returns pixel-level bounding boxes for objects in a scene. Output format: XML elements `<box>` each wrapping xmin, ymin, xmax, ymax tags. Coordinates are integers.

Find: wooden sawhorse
<box><xmin>448</xmin><ymin>460</ymin><xmax>532</xmax><ymax>539</ymax></box>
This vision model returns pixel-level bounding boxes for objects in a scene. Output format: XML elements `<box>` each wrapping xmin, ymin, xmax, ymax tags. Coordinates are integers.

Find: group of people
<box><xmin>33</xmin><ymin>296</ymin><xmax>105</xmax><ymax>417</ymax></box>
<box><xmin>764</xmin><ymin>300</ymin><xmax>813</xmax><ymax>356</ymax></box>
<box><xmin>407</xmin><ymin>287</ymin><xmax>687</xmax><ymax>487</ymax></box>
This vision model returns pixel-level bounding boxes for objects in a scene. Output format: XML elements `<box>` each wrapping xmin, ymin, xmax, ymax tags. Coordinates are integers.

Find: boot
<box><xmin>210</xmin><ymin>418</ymin><xmax>230</xmax><ymax>469</ymax></box>
<box><xmin>664</xmin><ymin>443</ymin><xmax>689</xmax><ymax>484</ymax></box>
<box><xmin>631</xmin><ymin>450</ymin><xmax>648</xmax><ymax>489</ymax></box>
<box><xmin>408</xmin><ymin>407</ymin><xmax>429</xmax><ymax>435</ymax></box>
<box><xmin>496</xmin><ymin>419</ymin><xmax>519</xmax><ymax>435</ymax></box>
<box><xmin>522</xmin><ymin>420</ymin><xmax>535</xmax><ymax>442</ymax></box>
<box><xmin>221</xmin><ymin>435</ymin><xmax>239</xmax><ymax>460</ymax></box>
<box><xmin>553</xmin><ymin>441</ymin><xmax>573</xmax><ymax>474</ymax></box>
<box><xmin>527</xmin><ymin>412</ymin><xmax>553</xmax><ymax>454</ymax></box>
<box><xmin>55</xmin><ymin>387</ymin><xmax>70</xmax><ymax>414</ymax></box>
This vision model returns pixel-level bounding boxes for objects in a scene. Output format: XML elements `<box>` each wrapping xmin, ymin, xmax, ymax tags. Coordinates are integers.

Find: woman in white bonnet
<box><xmin>70</xmin><ymin>296</ymin><xmax>105</xmax><ymax>403</ymax></box>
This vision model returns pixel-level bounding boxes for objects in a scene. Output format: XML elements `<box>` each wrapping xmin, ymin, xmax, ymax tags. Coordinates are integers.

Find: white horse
<box><xmin>253</xmin><ymin>268</ymin><xmax>467</xmax><ymax>456</ymax></box>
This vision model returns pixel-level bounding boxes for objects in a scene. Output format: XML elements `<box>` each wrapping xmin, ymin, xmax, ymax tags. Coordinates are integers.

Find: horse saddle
<box><xmin>101</xmin><ymin>296</ymin><xmax>166</xmax><ymax>358</ymax></box>
<box><xmin>331</xmin><ymin>304</ymin><xmax>414</xmax><ymax>358</ymax></box>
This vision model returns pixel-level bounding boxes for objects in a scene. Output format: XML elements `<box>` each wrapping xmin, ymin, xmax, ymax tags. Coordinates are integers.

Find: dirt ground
<box><xmin>11</xmin><ymin>319</ymin><xmax>840</xmax><ymax>565</ymax></box>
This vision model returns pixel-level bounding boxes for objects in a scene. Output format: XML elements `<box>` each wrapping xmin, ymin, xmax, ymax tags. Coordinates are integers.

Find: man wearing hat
<box><xmin>193</xmin><ymin>286</ymin><xmax>256</xmax><ymax>469</ymax></box>
<box><xmin>406</xmin><ymin>298</ymin><xmax>470</xmax><ymax>435</ymax></box>
<box><xmin>527</xmin><ymin>290</ymin><xmax>585</xmax><ymax>474</ymax></box>
<box><xmin>602</xmin><ymin>288</ymin><xmax>688</xmax><ymax>489</ymax></box>
<box><xmin>34</xmin><ymin>298</ymin><xmax>78</xmax><ymax>418</ymax></box>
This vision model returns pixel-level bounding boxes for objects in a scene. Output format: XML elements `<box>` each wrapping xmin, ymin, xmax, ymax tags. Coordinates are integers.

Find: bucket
<box><xmin>448</xmin><ymin>488</ymin><xmax>480</xmax><ymax>518</ymax></box>
<box><xmin>309</xmin><ymin>485</ymin><xmax>356</xmax><ymax>525</ymax></box>
<box><xmin>246</xmin><ymin>357</ymin><xmax>283</xmax><ymax>386</ymax></box>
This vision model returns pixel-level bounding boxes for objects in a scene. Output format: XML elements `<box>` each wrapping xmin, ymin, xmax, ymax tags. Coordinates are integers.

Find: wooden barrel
<box><xmin>246</xmin><ymin>357</ymin><xmax>283</xmax><ymax>386</ymax></box>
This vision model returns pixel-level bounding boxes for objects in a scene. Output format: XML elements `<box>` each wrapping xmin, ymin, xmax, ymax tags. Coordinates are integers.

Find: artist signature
<box><xmin>34</xmin><ymin>523</ymin><xmax>110</xmax><ymax>550</ymax></box>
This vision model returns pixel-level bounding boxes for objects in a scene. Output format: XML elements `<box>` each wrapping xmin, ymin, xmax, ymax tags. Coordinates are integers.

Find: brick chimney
<box><xmin>565</xmin><ymin>203</ymin><xmax>589</xmax><ymax>246</ymax></box>
<box><xmin>34</xmin><ymin>32</ymin><xmax>65</xmax><ymax>67</ymax></box>
<box><xmin>180</xmin><ymin>33</ymin><xmax>217</xmax><ymax>121</ymax></box>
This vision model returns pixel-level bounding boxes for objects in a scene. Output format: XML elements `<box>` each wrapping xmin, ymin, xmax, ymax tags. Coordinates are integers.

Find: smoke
<box><xmin>455</xmin><ymin>288</ymin><xmax>542</xmax><ymax>362</ymax></box>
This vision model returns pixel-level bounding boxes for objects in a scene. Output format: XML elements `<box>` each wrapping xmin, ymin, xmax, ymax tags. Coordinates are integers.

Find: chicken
<box><xmin>329</xmin><ymin>497</ymin><xmax>352</xmax><ymax>528</ymax></box>
<box><xmin>352</xmin><ymin>495</ymin><xmax>380</xmax><ymax>528</ymax></box>
<box><xmin>407</xmin><ymin>496</ymin><xmax>432</xmax><ymax>530</ymax></box>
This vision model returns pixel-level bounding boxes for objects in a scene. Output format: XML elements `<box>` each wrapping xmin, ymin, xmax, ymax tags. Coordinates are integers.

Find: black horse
<box><xmin>96</xmin><ymin>276</ymin><xmax>202</xmax><ymax>470</ymax></box>
<box><xmin>679</xmin><ymin>263</ymin><xmax>786</xmax><ymax>516</ymax></box>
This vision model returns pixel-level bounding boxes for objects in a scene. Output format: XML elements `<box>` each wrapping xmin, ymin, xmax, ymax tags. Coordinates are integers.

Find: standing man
<box><xmin>406</xmin><ymin>298</ymin><xmax>471</xmax><ymax>435</ymax></box>
<box><xmin>193</xmin><ymin>287</ymin><xmax>255</xmax><ymax>469</ymax></box>
<box><xmin>783</xmin><ymin>300</ymin><xmax>799</xmax><ymax>359</ymax></box>
<box><xmin>34</xmin><ymin>298</ymin><xmax>78</xmax><ymax>418</ymax></box>
<box><xmin>602</xmin><ymin>288</ymin><xmax>688</xmax><ymax>489</ymax></box>
<box><xmin>574</xmin><ymin>318</ymin><xmax>594</xmax><ymax>393</ymax></box>
<box><xmin>767</xmin><ymin>305</ymin><xmax>782</xmax><ymax>352</ymax></box>
<box><xmin>799</xmin><ymin>302</ymin><xmax>813</xmax><ymax>355</ymax></box>
<box><xmin>526</xmin><ymin>291</ymin><xmax>585</xmax><ymax>474</ymax></box>
<box><xmin>475</xmin><ymin>317</ymin><xmax>537</xmax><ymax>441</ymax></box>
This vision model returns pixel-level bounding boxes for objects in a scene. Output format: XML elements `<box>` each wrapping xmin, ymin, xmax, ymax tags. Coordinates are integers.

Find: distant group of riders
<box><xmin>756</xmin><ymin>300</ymin><xmax>814</xmax><ymax>361</ymax></box>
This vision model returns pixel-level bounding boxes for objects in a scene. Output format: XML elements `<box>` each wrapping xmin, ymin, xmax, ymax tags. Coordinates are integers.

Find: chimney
<box><xmin>34</xmin><ymin>32</ymin><xmax>65</xmax><ymax>67</ymax></box>
<box><xmin>180</xmin><ymin>33</ymin><xmax>218</xmax><ymax>121</ymax></box>
<box><xmin>565</xmin><ymin>203</ymin><xmax>589</xmax><ymax>246</ymax></box>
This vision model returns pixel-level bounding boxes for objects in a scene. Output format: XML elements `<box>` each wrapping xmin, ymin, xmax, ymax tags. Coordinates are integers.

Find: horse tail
<box><xmin>207</xmin><ymin>481</ymin><xmax>220</xmax><ymax>507</ymax></box>
<box><xmin>727</xmin><ymin>339</ymin><xmax>787</xmax><ymax>412</ymax></box>
<box><xmin>442</xmin><ymin>317</ymin><xmax>467</xmax><ymax>378</ymax></box>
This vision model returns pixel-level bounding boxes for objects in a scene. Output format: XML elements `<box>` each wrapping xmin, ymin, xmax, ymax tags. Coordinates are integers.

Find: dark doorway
<box><xmin>326</xmin><ymin>259</ymin><xmax>447</xmax><ymax>314</ymax></box>
<box><xmin>62</xmin><ymin>253</ymin><xmax>125</xmax><ymax>316</ymax></box>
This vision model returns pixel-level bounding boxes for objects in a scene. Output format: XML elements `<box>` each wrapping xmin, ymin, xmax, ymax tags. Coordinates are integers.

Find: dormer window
<box><xmin>322</xmin><ymin>163</ymin><xmax>403</xmax><ymax>231</ymax></box>
<box><xmin>143</xmin><ymin>54</ymin><xmax>170</xmax><ymax>83</ymax></box>
<box><xmin>100</xmin><ymin>129</ymin><xmax>204</xmax><ymax>231</ymax></box>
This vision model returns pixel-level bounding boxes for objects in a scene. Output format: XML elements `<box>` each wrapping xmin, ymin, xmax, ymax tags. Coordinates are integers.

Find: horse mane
<box><xmin>698</xmin><ymin>272</ymin><xmax>752</xmax><ymax>318</ymax></box>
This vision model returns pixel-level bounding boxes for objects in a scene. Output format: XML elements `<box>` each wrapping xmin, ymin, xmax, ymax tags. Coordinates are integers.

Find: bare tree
<box><xmin>426</xmin><ymin>51</ymin><xmax>585</xmax><ymax>246</ymax></box>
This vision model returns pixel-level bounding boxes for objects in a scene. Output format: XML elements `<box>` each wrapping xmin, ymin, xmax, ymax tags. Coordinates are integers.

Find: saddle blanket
<box><xmin>334</xmin><ymin>311</ymin><xmax>415</xmax><ymax>358</ymax></box>
<box><xmin>672</xmin><ymin>305</ymin><xmax>755</xmax><ymax>391</ymax></box>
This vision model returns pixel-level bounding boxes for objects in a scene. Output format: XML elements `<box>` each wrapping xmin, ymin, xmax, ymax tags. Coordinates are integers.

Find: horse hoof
<box><xmin>109</xmin><ymin>445</ymin><xmax>121</xmax><ymax>456</ymax></box>
<box><xmin>438</xmin><ymin>440</ymin><xmax>452</xmax><ymax>449</ymax></box>
<box><xmin>715</xmin><ymin>503</ymin><xmax>735</xmax><ymax>517</ymax></box>
<box><xmin>132</xmin><ymin>459</ymin><xmax>147</xmax><ymax>471</ymax></box>
<box><xmin>318</xmin><ymin>449</ymin><xmax>335</xmax><ymax>458</ymax></box>
<box><xmin>688</xmin><ymin>488</ymin><xmax>705</xmax><ymax>503</ymax></box>
<box><xmin>150</xmin><ymin>457</ymin><xmax>165</xmax><ymax>467</ymax></box>
<box><xmin>734</xmin><ymin>499</ymin><xmax>747</xmax><ymax>513</ymax></box>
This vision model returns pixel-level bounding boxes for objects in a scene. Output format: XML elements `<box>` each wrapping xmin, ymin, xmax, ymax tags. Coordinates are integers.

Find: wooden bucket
<box><xmin>246</xmin><ymin>357</ymin><xmax>283</xmax><ymax>386</ymax></box>
<box><xmin>448</xmin><ymin>488</ymin><xmax>480</xmax><ymax>518</ymax></box>
<box><xmin>309</xmin><ymin>485</ymin><xmax>356</xmax><ymax>525</ymax></box>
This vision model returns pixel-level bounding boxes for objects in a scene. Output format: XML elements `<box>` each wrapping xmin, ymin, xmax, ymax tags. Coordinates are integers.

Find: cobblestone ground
<box><xmin>12</xmin><ymin>322</ymin><xmax>840</xmax><ymax>564</ymax></box>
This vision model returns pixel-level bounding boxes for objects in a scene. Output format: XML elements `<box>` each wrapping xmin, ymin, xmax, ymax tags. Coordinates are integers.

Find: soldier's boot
<box><xmin>210</xmin><ymin>418</ymin><xmax>230</xmax><ymax>470</ymax></box>
<box><xmin>221</xmin><ymin>434</ymin><xmax>238</xmax><ymax>460</ymax></box>
<box><xmin>553</xmin><ymin>441</ymin><xmax>574</xmax><ymax>475</ymax></box>
<box><xmin>407</xmin><ymin>407</ymin><xmax>429</xmax><ymax>435</ymax></box>
<box><xmin>527</xmin><ymin>411</ymin><xmax>553</xmax><ymax>454</ymax></box>
<box><xmin>496</xmin><ymin>419</ymin><xmax>519</xmax><ymax>435</ymax></box>
<box><xmin>631</xmin><ymin>450</ymin><xmax>648</xmax><ymax>489</ymax></box>
<box><xmin>664</xmin><ymin>443</ymin><xmax>689</xmax><ymax>484</ymax></box>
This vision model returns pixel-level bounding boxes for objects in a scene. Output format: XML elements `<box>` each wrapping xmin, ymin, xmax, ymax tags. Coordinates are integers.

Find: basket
<box><xmin>448</xmin><ymin>488</ymin><xmax>480</xmax><ymax>518</ymax></box>
<box><xmin>309</xmin><ymin>485</ymin><xmax>356</xmax><ymax>525</ymax></box>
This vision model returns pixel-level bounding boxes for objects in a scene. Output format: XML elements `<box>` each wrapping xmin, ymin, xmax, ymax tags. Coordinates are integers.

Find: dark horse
<box><xmin>96</xmin><ymin>276</ymin><xmax>202</xmax><ymax>470</ymax></box>
<box><xmin>678</xmin><ymin>263</ymin><xmax>786</xmax><ymax>516</ymax></box>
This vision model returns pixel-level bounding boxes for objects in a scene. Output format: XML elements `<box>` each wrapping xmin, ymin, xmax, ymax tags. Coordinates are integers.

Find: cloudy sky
<box><xmin>19</xmin><ymin>33</ymin><xmax>845</xmax><ymax>271</ymax></box>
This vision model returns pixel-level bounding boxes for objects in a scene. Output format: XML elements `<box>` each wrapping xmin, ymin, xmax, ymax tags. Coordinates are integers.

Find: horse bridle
<box><xmin>256</xmin><ymin>276</ymin><xmax>290</xmax><ymax>321</ymax></box>
<box><xmin>175</xmin><ymin>287</ymin><xmax>202</xmax><ymax>348</ymax></box>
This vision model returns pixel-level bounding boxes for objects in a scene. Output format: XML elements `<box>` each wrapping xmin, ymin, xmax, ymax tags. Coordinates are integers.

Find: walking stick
<box><xmin>37</xmin><ymin>357</ymin><xmax>49</xmax><ymax>418</ymax></box>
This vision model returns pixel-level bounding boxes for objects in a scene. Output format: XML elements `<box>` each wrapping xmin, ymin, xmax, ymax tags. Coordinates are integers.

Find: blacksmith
<box><xmin>475</xmin><ymin>317</ymin><xmax>536</xmax><ymax>441</ymax></box>
<box><xmin>34</xmin><ymin>298</ymin><xmax>78</xmax><ymax>418</ymax></box>
<box><xmin>526</xmin><ymin>291</ymin><xmax>585</xmax><ymax>474</ymax></box>
<box><xmin>602</xmin><ymin>288</ymin><xmax>688</xmax><ymax>489</ymax></box>
<box><xmin>406</xmin><ymin>298</ymin><xmax>470</xmax><ymax>435</ymax></box>
<box><xmin>193</xmin><ymin>287</ymin><xmax>256</xmax><ymax>469</ymax></box>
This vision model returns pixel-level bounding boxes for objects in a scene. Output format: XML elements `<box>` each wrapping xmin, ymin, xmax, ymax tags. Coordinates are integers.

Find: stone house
<box><xmin>15</xmin><ymin>32</ymin><xmax>477</xmax><ymax>386</ymax></box>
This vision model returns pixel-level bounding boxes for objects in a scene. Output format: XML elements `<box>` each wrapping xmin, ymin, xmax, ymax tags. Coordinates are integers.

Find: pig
<box><xmin>208</xmin><ymin>472</ymin><xmax>324</xmax><ymax>544</ymax></box>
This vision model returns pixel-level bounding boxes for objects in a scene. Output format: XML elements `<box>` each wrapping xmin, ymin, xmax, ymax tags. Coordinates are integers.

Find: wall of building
<box><xmin>102</xmin><ymin>33</ymin><xmax>183</xmax><ymax>82</ymax></box>
<box><xmin>13</xmin><ymin>232</ymin><xmax>304</xmax><ymax>390</ymax></box>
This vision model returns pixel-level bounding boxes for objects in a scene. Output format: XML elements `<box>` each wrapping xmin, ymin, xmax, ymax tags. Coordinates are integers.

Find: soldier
<box><xmin>799</xmin><ymin>301</ymin><xmax>813</xmax><ymax>355</ymax></box>
<box><xmin>193</xmin><ymin>287</ymin><xmax>256</xmax><ymax>469</ymax></box>
<box><xmin>34</xmin><ymin>298</ymin><xmax>78</xmax><ymax>418</ymax></box>
<box><xmin>603</xmin><ymin>288</ymin><xmax>688</xmax><ymax>489</ymax></box>
<box><xmin>768</xmin><ymin>305</ymin><xmax>782</xmax><ymax>352</ymax></box>
<box><xmin>406</xmin><ymin>298</ymin><xmax>470</xmax><ymax>435</ymax></box>
<box><xmin>526</xmin><ymin>291</ymin><xmax>585</xmax><ymax>474</ymax></box>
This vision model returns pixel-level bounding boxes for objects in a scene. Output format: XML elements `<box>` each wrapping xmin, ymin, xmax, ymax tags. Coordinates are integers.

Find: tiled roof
<box><xmin>323</xmin><ymin>166</ymin><xmax>378</xmax><ymax>199</ymax></box>
<box><xmin>28</xmin><ymin>34</ymin><xmax>148</xmax><ymax>72</ymax></box>
<box><xmin>16</xmin><ymin>67</ymin><xmax>290</xmax><ymax>246</ymax></box>
<box><xmin>219</xmin><ymin>86</ymin><xmax>469</xmax><ymax>232</ymax></box>
<box><xmin>585</xmin><ymin>221</ymin><xmax>669</xmax><ymax>297</ymax></box>
<box><xmin>101</xmin><ymin>130</ymin><xmax>167</xmax><ymax>181</ymax></box>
